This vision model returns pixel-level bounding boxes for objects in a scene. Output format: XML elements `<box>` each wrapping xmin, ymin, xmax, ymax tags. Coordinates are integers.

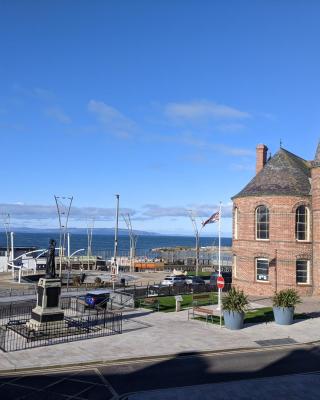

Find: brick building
<box><xmin>232</xmin><ymin>143</ymin><xmax>320</xmax><ymax>296</ymax></box>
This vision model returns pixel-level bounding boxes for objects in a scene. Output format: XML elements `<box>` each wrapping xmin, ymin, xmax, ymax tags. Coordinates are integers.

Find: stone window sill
<box><xmin>296</xmin><ymin>283</ymin><xmax>312</xmax><ymax>286</ymax></box>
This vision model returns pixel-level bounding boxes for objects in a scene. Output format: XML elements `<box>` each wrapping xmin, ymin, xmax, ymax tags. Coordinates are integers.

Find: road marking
<box><xmin>94</xmin><ymin>367</ymin><xmax>118</xmax><ymax>397</ymax></box>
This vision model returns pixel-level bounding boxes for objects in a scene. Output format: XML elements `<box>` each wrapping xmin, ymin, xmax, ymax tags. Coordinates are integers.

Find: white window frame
<box><xmin>256</xmin><ymin>258</ymin><xmax>269</xmax><ymax>282</ymax></box>
<box><xmin>255</xmin><ymin>206</ymin><xmax>270</xmax><ymax>241</ymax></box>
<box><xmin>233</xmin><ymin>255</ymin><xmax>237</xmax><ymax>278</ymax></box>
<box><xmin>296</xmin><ymin>259</ymin><xmax>310</xmax><ymax>285</ymax></box>
<box><xmin>296</xmin><ymin>206</ymin><xmax>310</xmax><ymax>242</ymax></box>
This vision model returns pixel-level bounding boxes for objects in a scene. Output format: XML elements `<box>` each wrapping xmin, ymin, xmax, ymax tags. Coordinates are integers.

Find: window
<box><xmin>296</xmin><ymin>260</ymin><xmax>309</xmax><ymax>284</ymax></box>
<box><xmin>256</xmin><ymin>206</ymin><xmax>269</xmax><ymax>240</ymax></box>
<box><xmin>234</xmin><ymin>207</ymin><xmax>238</xmax><ymax>239</ymax></box>
<box><xmin>256</xmin><ymin>258</ymin><xmax>269</xmax><ymax>281</ymax></box>
<box><xmin>296</xmin><ymin>206</ymin><xmax>309</xmax><ymax>241</ymax></box>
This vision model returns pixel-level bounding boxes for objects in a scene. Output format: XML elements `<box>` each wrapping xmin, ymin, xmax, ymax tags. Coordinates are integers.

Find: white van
<box><xmin>161</xmin><ymin>275</ymin><xmax>186</xmax><ymax>286</ymax></box>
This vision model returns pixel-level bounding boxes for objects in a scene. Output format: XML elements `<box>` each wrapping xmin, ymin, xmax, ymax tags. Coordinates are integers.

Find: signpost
<box><xmin>217</xmin><ymin>276</ymin><xmax>225</xmax><ymax>328</ymax></box>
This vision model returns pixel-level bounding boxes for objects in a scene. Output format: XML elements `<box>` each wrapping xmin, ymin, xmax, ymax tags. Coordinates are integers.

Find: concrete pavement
<box><xmin>1</xmin><ymin>306</ymin><xmax>320</xmax><ymax>372</ymax></box>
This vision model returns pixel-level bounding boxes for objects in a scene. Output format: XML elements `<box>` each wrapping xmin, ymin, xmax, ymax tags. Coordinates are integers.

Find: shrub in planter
<box><xmin>222</xmin><ymin>287</ymin><xmax>249</xmax><ymax>330</ymax></box>
<box><xmin>272</xmin><ymin>289</ymin><xmax>301</xmax><ymax>325</ymax></box>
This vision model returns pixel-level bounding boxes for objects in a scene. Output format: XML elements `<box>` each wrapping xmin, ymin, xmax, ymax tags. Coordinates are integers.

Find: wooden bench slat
<box><xmin>193</xmin><ymin>307</ymin><xmax>215</xmax><ymax>315</ymax></box>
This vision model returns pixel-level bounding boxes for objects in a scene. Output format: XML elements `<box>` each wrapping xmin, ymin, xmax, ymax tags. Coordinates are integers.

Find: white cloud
<box><xmin>216</xmin><ymin>144</ymin><xmax>255</xmax><ymax>157</ymax></box>
<box><xmin>153</xmin><ymin>132</ymin><xmax>254</xmax><ymax>158</ymax></box>
<box><xmin>0</xmin><ymin>203</ymin><xmax>135</xmax><ymax>222</ymax></box>
<box><xmin>165</xmin><ymin>100</ymin><xmax>251</xmax><ymax>121</ymax></box>
<box><xmin>45</xmin><ymin>107</ymin><xmax>72</xmax><ymax>124</ymax></box>
<box><xmin>88</xmin><ymin>100</ymin><xmax>135</xmax><ymax>139</ymax></box>
<box><xmin>141</xmin><ymin>203</ymin><xmax>232</xmax><ymax>219</ymax></box>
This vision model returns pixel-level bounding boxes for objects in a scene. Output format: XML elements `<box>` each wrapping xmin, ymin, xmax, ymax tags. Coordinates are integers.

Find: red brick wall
<box><xmin>312</xmin><ymin>166</ymin><xmax>320</xmax><ymax>294</ymax></box>
<box><xmin>232</xmin><ymin>195</ymin><xmax>313</xmax><ymax>296</ymax></box>
<box><xmin>256</xmin><ymin>144</ymin><xmax>268</xmax><ymax>175</ymax></box>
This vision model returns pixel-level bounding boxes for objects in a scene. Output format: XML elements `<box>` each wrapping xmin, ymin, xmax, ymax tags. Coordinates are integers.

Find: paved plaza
<box><xmin>1</xmin><ymin>300</ymin><xmax>320</xmax><ymax>372</ymax></box>
<box><xmin>1</xmin><ymin>296</ymin><xmax>320</xmax><ymax>399</ymax></box>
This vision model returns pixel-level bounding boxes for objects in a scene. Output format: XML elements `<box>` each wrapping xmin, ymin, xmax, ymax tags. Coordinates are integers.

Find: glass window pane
<box><xmin>296</xmin><ymin>260</ymin><xmax>309</xmax><ymax>284</ymax></box>
<box><xmin>256</xmin><ymin>259</ymin><xmax>269</xmax><ymax>281</ymax></box>
<box><xmin>296</xmin><ymin>206</ymin><xmax>308</xmax><ymax>241</ymax></box>
<box><xmin>256</xmin><ymin>206</ymin><xmax>269</xmax><ymax>240</ymax></box>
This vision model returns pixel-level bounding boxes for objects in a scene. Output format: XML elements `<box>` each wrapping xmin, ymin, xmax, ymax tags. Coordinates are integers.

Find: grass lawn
<box><xmin>195</xmin><ymin>307</ymin><xmax>310</xmax><ymax>325</ymax></box>
<box><xmin>186</xmin><ymin>271</ymin><xmax>211</xmax><ymax>277</ymax></box>
<box><xmin>138</xmin><ymin>292</ymin><xmax>218</xmax><ymax>312</ymax></box>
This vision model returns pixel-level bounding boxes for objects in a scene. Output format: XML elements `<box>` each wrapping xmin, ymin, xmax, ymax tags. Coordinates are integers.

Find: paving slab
<box><xmin>0</xmin><ymin>308</ymin><xmax>320</xmax><ymax>373</ymax></box>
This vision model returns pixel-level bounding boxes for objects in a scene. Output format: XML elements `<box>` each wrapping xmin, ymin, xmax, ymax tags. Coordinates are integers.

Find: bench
<box><xmin>139</xmin><ymin>297</ymin><xmax>160</xmax><ymax>312</ymax></box>
<box><xmin>188</xmin><ymin>293</ymin><xmax>215</xmax><ymax>323</ymax></box>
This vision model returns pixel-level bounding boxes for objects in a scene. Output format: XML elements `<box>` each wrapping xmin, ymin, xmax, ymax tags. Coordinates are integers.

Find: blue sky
<box><xmin>1</xmin><ymin>0</ymin><xmax>320</xmax><ymax>235</ymax></box>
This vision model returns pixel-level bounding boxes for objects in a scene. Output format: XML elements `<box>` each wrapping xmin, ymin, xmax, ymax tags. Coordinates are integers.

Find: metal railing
<box><xmin>121</xmin><ymin>282</ymin><xmax>233</xmax><ymax>300</ymax></box>
<box><xmin>0</xmin><ymin>299</ymin><xmax>122</xmax><ymax>352</ymax></box>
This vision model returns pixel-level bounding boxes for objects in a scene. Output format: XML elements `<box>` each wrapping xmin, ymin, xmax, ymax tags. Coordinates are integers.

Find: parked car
<box><xmin>210</xmin><ymin>271</ymin><xmax>232</xmax><ymax>286</ymax></box>
<box><xmin>185</xmin><ymin>276</ymin><xmax>205</xmax><ymax>285</ymax></box>
<box><xmin>161</xmin><ymin>275</ymin><xmax>187</xmax><ymax>286</ymax></box>
<box><xmin>85</xmin><ymin>290</ymin><xmax>110</xmax><ymax>308</ymax></box>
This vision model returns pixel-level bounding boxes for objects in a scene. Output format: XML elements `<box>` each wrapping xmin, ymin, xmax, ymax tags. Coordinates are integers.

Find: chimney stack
<box><xmin>256</xmin><ymin>144</ymin><xmax>268</xmax><ymax>174</ymax></box>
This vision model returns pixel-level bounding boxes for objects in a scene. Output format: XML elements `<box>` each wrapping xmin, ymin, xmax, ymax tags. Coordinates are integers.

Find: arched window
<box><xmin>256</xmin><ymin>206</ymin><xmax>269</xmax><ymax>240</ymax></box>
<box><xmin>234</xmin><ymin>207</ymin><xmax>238</xmax><ymax>240</ymax></box>
<box><xmin>296</xmin><ymin>206</ymin><xmax>309</xmax><ymax>241</ymax></box>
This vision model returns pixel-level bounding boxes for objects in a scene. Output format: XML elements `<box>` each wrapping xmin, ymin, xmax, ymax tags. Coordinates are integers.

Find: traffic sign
<box><xmin>217</xmin><ymin>276</ymin><xmax>225</xmax><ymax>289</ymax></box>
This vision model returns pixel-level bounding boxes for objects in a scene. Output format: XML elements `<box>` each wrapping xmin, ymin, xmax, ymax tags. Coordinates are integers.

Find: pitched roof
<box><xmin>232</xmin><ymin>148</ymin><xmax>311</xmax><ymax>199</ymax></box>
<box><xmin>313</xmin><ymin>141</ymin><xmax>320</xmax><ymax>167</ymax></box>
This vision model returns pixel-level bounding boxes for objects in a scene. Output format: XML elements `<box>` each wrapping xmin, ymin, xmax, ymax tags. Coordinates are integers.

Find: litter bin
<box><xmin>121</xmin><ymin>278</ymin><xmax>126</xmax><ymax>286</ymax></box>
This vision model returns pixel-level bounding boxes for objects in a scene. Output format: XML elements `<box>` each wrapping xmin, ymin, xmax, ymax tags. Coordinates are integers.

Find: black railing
<box><xmin>121</xmin><ymin>282</ymin><xmax>233</xmax><ymax>300</ymax></box>
<box><xmin>0</xmin><ymin>301</ymin><xmax>122</xmax><ymax>352</ymax></box>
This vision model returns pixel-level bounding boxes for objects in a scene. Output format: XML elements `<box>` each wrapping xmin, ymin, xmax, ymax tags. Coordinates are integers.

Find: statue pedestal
<box><xmin>27</xmin><ymin>278</ymin><xmax>66</xmax><ymax>331</ymax></box>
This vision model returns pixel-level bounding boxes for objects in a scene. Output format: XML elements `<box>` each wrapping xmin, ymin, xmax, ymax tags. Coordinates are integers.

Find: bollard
<box><xmin>175</xmin><ymin>295</ymin><xmax>183</xmax><ymax>312</ymax></box>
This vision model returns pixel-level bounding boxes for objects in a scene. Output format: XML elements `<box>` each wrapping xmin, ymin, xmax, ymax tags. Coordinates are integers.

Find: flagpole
<box><xmin>218</xmin><ymin>201</ymin><xmax>222</xmax><ymax>312</ymax></box>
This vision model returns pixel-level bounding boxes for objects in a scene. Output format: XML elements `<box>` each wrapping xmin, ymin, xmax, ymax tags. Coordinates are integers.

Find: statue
<box><xmin>45</xmin><ymin>239</ymin><xmax>56</xmax><ymax>278</ymax></box>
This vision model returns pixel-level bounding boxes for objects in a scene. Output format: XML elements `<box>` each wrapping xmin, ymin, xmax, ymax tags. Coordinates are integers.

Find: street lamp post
<box><xmin>188</xmin><ymin>211</ymin><xmax>203</xmax><ymax>277</ymax></box>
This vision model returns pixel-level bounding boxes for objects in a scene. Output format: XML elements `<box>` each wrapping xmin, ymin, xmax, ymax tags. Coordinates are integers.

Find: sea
<box><xmin>0</xmin><ymin>232</ymin><xmax>232</xmax><ymax>258</ymax></box>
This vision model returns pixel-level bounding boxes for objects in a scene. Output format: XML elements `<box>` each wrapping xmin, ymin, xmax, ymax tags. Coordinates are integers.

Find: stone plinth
<box><xmin>27</xmin><ymin>278</ymin><xmax>65</xmax><ymax>331</ymax></box>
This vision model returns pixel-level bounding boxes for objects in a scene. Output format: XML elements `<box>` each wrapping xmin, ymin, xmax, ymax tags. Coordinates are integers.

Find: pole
<box><xmin>114</xmin><ymin>194</ymin><xmax>120</xmax><ymax>274</ymax></box>
<box><xmin>10</xmin><ymin>232</ymin><xmax>14</xmax><ymax>263</ymax></box>
<box><xmin>275</xmin><ymin>249</ymin><xmax>278</xmax><ymax>293</ymax></box>
<box><xmin>195</xmin><ymin>230</ymin><xmax>199</xmax><ymax>277</ymax></box>
<box><xmin>67</xmin><ymin>233</ymin><xmax>70</xmax><ymax>258</ymax></box>
<box><xmin>188</xmin><ymin>211</ymin><xmax>202</xmax><ymax>276</ymax></box>
<box><xmin>112</xmin><ymin>194</ymin><xmax>120</xmax><ymax>290</ymax></box>
<box><xmin>218</xmin><ymin>202</ymin><xmax>222</xmax><ymax>312</ymax></box>
<box><xmin>10</xmin><ymin>232</ymin><xmax>14</xmax><ymax>275</ymax></box>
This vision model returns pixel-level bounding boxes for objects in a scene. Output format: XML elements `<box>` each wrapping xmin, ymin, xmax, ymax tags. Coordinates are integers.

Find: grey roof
<box><xmin>232</xmin><ymin>148</ymin><xmax>311</xmax><ymax>199</ymax></box>
<box><xmin>312</xmin><ymin>141</ymin><xmax>320</xmax><ymax>167</ymax></box>
<box><xmin>315</xmin><ymin>142</ymin><xmax>320</xmax><ymax>162</ymax></box>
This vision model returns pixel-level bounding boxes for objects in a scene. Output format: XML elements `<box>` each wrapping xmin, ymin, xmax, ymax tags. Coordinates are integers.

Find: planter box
<box><xmin>273</xmin><ymin>306</ymin><xmax>294</xmax><ymax>325</ymax></box>
<box><xmin>223</xmin><ymin>310</ymin><xmax>245</xmax><ymax>330</ymax></box>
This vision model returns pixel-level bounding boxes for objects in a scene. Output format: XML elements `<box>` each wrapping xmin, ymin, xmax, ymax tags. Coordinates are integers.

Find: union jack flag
<box><xmin>202</xmin><ymin>211</ymin><xmax>220</xmax><ymax>227</ymax></box>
